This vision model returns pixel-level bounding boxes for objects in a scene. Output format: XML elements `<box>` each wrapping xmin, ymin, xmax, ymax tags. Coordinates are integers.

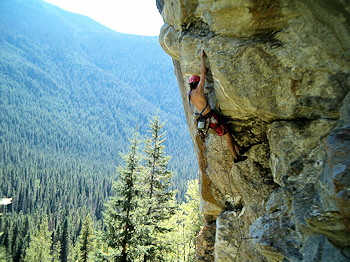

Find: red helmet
<box><xmin>188</xmin><ymin>75</ymin><xmax>200</xmax><ymax>83</ymax></box>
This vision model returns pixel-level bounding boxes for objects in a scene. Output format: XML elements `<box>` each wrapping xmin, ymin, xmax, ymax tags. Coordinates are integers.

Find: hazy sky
<box><xmin>44</xmin><ymin>0</ymin><xmax>164</xmax><ymax>36</ymax></box>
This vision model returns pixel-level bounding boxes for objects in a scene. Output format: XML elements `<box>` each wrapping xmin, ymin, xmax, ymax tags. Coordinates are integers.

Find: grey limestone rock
<box><xmin>158</xmin><ymin>0</ymin><xmax>350</xmax><ymax>261</ymax></box>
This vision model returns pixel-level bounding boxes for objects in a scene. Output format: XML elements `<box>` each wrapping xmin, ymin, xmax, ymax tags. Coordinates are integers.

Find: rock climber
<box><xmin>188</xmin><ymin>50</ymin><xmax>247</xmax><ymax>163</ymax></box>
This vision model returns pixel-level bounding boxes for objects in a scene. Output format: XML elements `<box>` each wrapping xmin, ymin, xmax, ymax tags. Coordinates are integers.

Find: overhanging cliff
<box><xmin>157</xmin><ymin>1</ymin><xmax>350</xmax><ymax>261</ymax></box>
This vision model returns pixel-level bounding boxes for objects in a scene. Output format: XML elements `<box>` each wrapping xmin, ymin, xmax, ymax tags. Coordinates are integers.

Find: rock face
<box><xmin>157</xmin><ymin>0</ymin><xmax>350</xmax><ymax>261</ymax></box>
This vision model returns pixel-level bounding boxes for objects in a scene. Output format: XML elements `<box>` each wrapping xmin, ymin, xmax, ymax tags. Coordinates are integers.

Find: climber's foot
<box><xmin>234</xmin><ymin>155</ymin><xmax>248</xmax><ymax>163</ymax></box>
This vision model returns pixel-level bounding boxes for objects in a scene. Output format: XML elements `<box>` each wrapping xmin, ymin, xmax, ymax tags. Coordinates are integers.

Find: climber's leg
<box><xmin>224</xmin><ymin>132</ymin><xmax>238</xmax><ymax>159</ymax></box>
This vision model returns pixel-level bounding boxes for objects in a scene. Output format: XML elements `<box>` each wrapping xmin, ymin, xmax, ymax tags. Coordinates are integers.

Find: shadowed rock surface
<box><xmin>157</xmin><ymin>0</ymin><xmax>350</xmax><ymax>261</ymax></box>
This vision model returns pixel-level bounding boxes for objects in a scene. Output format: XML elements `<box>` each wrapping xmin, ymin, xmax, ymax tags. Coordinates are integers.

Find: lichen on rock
<box><xmin>157</xmin><ymin>0</ymin><xmax>350</xmax><ymax>261</ymax></box>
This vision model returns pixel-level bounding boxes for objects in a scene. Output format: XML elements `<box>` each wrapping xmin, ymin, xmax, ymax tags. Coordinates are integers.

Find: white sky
<box><xmin>44</xmin><ymin>0</ymin><xmax>164</xmax><ymax>36</ymax></box>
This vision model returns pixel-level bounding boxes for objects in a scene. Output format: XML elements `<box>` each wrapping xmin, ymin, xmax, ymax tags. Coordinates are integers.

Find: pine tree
<box><xmin>23</xmin><ymin>217</ymin><xmax>53</xmax><ymax>262</ymax></box>
<box><xmin>103</xmin><ymin>134</ymin><xmax>143</xmax><ymax>262</ymax></box>
<box><xmin>59</xmin><ymin>212</ymin><xmax>70</xmax><ymax>262</ymax></box>
<box><xmin>77</xmin><ymin>214</ymin><xmax>95</xmax><ymax>262</ymax></box>
<box><xmin>140</xmin><ymin>116</ymin><xmax>176</xmax><ymax>261</ymax></box>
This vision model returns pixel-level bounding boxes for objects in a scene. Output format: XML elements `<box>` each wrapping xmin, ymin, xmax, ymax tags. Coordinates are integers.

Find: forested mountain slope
<box><xmin>0</xmin><ymin>0</ymin><xmax>197</xmax><ymax>259</ymax></box>
<box><xmin>0</xmin><ymin>0</ymin><xmax>196</xmax><ymax>194</ymax></box>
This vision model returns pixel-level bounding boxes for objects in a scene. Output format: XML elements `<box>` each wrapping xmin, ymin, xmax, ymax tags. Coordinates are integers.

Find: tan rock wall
<box><xmin>158</xmin><ymin>0</ymin><xmax>350</xmax><ymax>261</ymax></box>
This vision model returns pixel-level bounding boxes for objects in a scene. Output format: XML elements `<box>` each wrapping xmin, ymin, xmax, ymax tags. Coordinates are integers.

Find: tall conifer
<box><xmin>140</xmin><ymin>116</ymin><xmax>175</xmax><ymax>261</ymax></box>
<box><xmin>77</xmin><ymin>214</ymin><xmax>95</xmax><ymax>262</ymax></box>
<box><xmin>103</xmin><ymin>134</ymin><xmax>142</xmax><ymax>262</ymax></box>
<box><xmin>59</xmin><ymin>211</ymin><xmax>70</xmax><ymax>262</ymax></box>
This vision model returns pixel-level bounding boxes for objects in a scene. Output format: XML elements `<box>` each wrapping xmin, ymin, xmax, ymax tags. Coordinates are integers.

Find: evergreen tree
<box><xmin>140</xmin><ymin>116</ymin><xmax>176</xmax><ymax>261</ymax></box>
<box><xmin>59</xmin><ymin>211</ymin><xmax>70</xmax><ymax>262</ymax></box>
<box><xmin>0</xmin><ymin>0</ymin><xmax>198</xmax><ymax>260</ymax></box>
<box><xmin>77</xmin><ymin>214</ymin><xmax>95</xmax><ymax>262</ymax></box>
<box><xmin>103</xmin><ymin>134</ymin><xmax>143</xmax><ymax>262</ymax></box>
<box><xmin>23</xmin><ymin>217</ymin><xmax>52</xmax><ymax>262</ymax></box>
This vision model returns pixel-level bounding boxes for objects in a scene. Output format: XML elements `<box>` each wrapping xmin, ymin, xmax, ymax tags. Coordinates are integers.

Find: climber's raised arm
<box><xmin>197</xmin><ymin>50</ymin><xmax>206</xmax><ymax>94</ymax></box>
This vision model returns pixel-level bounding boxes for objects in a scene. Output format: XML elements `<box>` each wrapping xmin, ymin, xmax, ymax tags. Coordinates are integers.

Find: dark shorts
<box><xmin>203</xmin><ymin>110</ymin><xmax>228</xmax><ymax>137</ymax></box>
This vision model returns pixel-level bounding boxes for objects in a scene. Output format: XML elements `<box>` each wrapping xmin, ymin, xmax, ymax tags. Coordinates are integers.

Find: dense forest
<box><xmin>0</xmin><ymin>0</ymin><xmax>199</xmax><ymax>260</ymax></box>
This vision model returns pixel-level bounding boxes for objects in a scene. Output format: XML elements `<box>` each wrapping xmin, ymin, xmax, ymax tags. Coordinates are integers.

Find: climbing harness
<box><xmin>195</xmin><ymin>99</ymin><xmax>209</xmax><ymax>132</ymax></box>
<box><xmin>197</xmin><ymin>116</ymin><xmax>210</xmax><ymax>141</ymax></box>
<box><xmin>188</xmin><ymin>91</ymin><xmax>210</xmax><ymax>140</ymax></box>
